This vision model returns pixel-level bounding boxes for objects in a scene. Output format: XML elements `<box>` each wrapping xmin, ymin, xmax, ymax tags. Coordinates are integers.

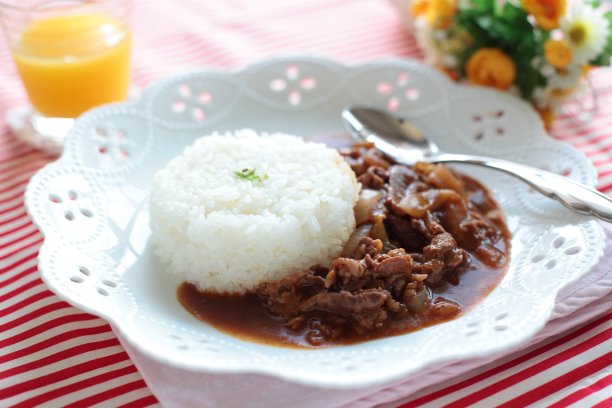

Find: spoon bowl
<box><xmin>342</xmin><ymin>106</ymin><xmax>435</xmax><ymax>151</ymax></box>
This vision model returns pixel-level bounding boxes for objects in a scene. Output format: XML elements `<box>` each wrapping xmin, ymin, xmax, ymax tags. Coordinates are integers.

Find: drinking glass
<box><xmin>0</xmin><ymin>0</ymin><xmax>133</xmax><ymax>152</ymax></box>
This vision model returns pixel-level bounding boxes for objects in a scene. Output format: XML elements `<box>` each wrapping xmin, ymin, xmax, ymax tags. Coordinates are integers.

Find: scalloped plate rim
<box><xmin>23</xmin><ymin>56</ymin><xmax>606</xmax><ymax>389</ymax></box>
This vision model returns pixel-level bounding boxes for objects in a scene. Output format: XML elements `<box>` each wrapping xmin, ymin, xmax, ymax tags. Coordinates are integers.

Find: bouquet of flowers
<box><xmin>409</xmin><ymin>0</ymin><xmax>612</xmax><ymax>126</ymax></box>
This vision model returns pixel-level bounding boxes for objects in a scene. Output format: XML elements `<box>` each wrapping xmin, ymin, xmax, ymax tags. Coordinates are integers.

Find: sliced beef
<box><xmin>420</xmin><ymin>232</ymin><xmax>467</xmax><ymax>285</ymax></box>
<box><xmin>258</xmin><ymin>272</ymin><xmax>326</xmax><ymax>316</ymax></box>
<box><xmin>339</xmin><ymin>143</ymin><xmax>390</xmax><ymax>177</ymax></box>
<box><xmin>324</xmin><ymin>258</ymin><xmax>366</xmax><ymax>290</ymax></box>
<box><xmin>300</xmin><ymin>289</ymin><xmax>390</xmax><ymax>316</ymax></box>
<box><xmin>373</xmin><ymin>254</ymin><xmax>413</xmax><ymax>278</ymax></box>
<box><xmin>255</xmin><ymin>145</ymin><xmax>507</xmax><ymax>346</ymax></box>
<box><xmin>424</xmin><ymin>233</ymin><xmax>466</xmax><ymax>269</ymax></box>
<box><xmin>385</xmin><ymin>214</ymin><xmax>427</xmax><ymax>250</ymax></box>
<box><xmin>358</xmin><ymin>166</ymin><xmax>388</xmax><ymax>190</ymax></box>
<box><xmin>353</xmin><ymin>236</ymin><xmax>383</xmax><ymax>260</ymax></box>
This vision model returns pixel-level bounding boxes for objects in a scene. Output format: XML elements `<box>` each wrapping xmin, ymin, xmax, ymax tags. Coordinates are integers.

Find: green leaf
<box><xmin>455</xmin><ymin>15</ymin><xmax>490</xmax><ymax>47</ymax></box>
<box><xmin>514</xmin><ymin>57</ymin><xmax>546</xmax><ymax>99</ymax></box>
<box><xmin>467</xmin><ymin>0</ymin><xmax>495</xmax><ymax>13</ymax></box>
<box><xmin>499</xmin><ymin>2</ymin><xmax>527</xmax><ymax>24</ymax></box>
<box><xmin>590</xmin><ymin>11</ymin><xmax>612</xmax><ymax>66</ymax></box>
<box><xmin>604</xmin><ymin>10</ymin><xmax>612</xmax><ymax>27</ymax></box>
<box><xmin>475</xmin><ymin>15</ymin><xmax>494</xmax><ymax>30</ymax></box>
<box><xmin>490</xmin><ymin>20</ymin><xmax>524</xmax><ymax>43</ymax></box>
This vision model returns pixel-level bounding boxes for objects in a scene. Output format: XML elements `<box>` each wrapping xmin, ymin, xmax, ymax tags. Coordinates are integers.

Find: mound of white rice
<box><xmin>149</xmin><ymin>129</ymin><xmax>360</xmax><ymax>294</ymax></box>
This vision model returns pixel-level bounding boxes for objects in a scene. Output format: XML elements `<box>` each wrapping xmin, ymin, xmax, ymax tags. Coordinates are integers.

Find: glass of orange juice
<box><xmin>1</xmin><ymin>0</ymin><xmax>133</xmax><ymax>152</ymax></box>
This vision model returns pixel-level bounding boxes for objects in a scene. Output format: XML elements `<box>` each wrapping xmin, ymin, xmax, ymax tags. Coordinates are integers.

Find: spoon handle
<box><xmin>433</xmin><ymin>153</ymin><xmax>612</xmax><ymax>223</ymax></box>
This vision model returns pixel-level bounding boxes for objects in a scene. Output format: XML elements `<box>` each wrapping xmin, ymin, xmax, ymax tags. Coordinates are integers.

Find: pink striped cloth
<box><xmin>0</xmin><ymin>1</ymin><xmax>610</xmax><ymax>407</ymax></box>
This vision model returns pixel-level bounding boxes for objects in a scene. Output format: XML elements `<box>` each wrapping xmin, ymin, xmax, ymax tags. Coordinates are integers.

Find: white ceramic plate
<box><xmin>25</xmin><ymin>57</ymin><xmax>605</xmax><ymax>388</ymax></box>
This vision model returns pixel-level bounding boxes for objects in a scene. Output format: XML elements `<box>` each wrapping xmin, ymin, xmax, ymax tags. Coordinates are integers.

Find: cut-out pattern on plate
<box><xmin>243</xmin><ymin>58</ymin><xmax>342</xmax><ymax>111</ymax></box>
<box><xmin>472</xmin><ymin>110</ymin><xmax>506</xmax><ymax>140</ymax></box>
<box><xmin>68</xmin><ymin>265</ymin><xmax>117</xmax><ymax>297</ymax></box>
<box><xmin>268</xmin><ymin>64</ymin><xmax>317</xmax><ymax>106</ymax></box>
<box><xmin>444</xmin><ymin>90</ymin><xmax>537</xmax><ymax>155</ymax></box>
<box><xmin>94</xmin><ymin>125</ymin><xmax>131</xmax><ymax>159</ymax></box>
<box><xmin>376</xmin><ymin>72</ymin><xmax>421</xmax><ymax>111</ymax></box>
<box><xmin>170</xmin><ymin>83</ymin><xmax>214</xmax><ymax>121</ymax></box>
<box><xmin>145</xmin><ymin>73</ymin><xmax>239</xmax><ymax>129</ymax></box>
<box><xmin>48</xmin><ymin>189</ymin><xmax>95</xmax><ymax>222</ymax></box>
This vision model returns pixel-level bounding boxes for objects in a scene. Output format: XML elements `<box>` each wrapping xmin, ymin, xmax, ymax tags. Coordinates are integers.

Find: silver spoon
<box><xmin>342</xmin><ymin>106</ymin><xmax>612</xmax><ymax>223</ymax></box>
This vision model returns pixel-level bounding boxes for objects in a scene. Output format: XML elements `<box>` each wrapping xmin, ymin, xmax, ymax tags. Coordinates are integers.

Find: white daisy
<box><xmin>539</xmin><ymin>63</ymin><xmax>556</xmax><ymax>78</ymax></box>
<box><xmin>532</xmin><ymin>66</ymin><xmax>584</xmax><ymax>109</ymax></box>
<box><xmin>414</xmin><ymin>18</ymin><xmax>444</xmax><ymax>66</ymax></box>
<box><xmin>547</xmin><ymin>66</ymin><xmax>582</xmax><ymax>90</ymax></box>
<box><xmin>532</xmin><ymin>86</ymin><xmax>552</xmax><ymax>109</ymax></box>
<box><xmin>441</xmin><ymin>54</ymin><xmax>458</xmax><ymax>68</ymax></box>
<box><xmin>561</xmin><ymin>3</ymin><xmax>610</xmax><ymax>65</ymax></box>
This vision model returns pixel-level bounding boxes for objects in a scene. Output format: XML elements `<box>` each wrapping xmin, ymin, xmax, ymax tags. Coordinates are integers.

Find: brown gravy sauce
<box><xmin>177</xmin><ymin>173</ymin><xmax>511</xmax><ymax>349</ymax></box>
<box><xmin>178</xmin><ymin>254</ymin><xmax>506</xmax><ymax>348</ymax></box>
<box><xmin>177</xmin><ymin>133</ymin><xmax>511</xmax><ymax>348</ymax></box>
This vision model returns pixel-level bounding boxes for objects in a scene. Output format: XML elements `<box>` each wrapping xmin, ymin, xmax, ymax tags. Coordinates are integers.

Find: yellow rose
<box><xmin>581</xmin><ymin>65</ymin><xmax>592</xmax><ymax>77</ymax></box>
<box><xmin>536</xmin><ymin>107</ymin><xmax>555</xmax><ymax>130</ymax></box>
<box><xmin>410</xmin><ymin>0</ymin><xmax>429</xmax><ymax>17</ymax></box>
<box><xmin>437</xmin><ymin>65</ymin><xmax>460</xmax><ymax>81</ymax></box>
<box><xmin>544</xmin><ymin>39</ymin><xmax>573</xmax><ymax>68</ymax></box>
<box><xmin>523</xmin><ymin>0</ymin><xmax>566</xmax><ymax>30</ymax></box>
<box><xmin>426</xmin><ymin>0</ymin><xmax>456</xmax><ymax>30</ymax></box>
<box><xmin>466</xmin><ymin>48</ymin><xmax>516</xmax><ymax>90</ymax></box>
<box><xmin>550</xmin><ymin>87</ymin><xmax>577</xmax><ymax>99</ymax></box>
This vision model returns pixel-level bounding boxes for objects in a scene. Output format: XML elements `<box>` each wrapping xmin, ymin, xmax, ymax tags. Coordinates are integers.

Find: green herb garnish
<box><xmin>234</xmin><ymin>168</ymin><xmax>268</xmax><ymax>182</ymax></box>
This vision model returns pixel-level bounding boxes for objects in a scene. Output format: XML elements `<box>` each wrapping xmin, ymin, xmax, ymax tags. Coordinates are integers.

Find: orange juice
<box><xmin>12</xmin><ymin>13</ymin><xmax>131</xmax><ymax>118</ymax></box>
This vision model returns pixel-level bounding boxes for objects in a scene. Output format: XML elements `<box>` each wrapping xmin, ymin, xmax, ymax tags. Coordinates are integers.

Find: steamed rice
<box><xmin>149</xmin><ymin>129</ymin><xmax>360</xmax><ymax>294</ymax></box>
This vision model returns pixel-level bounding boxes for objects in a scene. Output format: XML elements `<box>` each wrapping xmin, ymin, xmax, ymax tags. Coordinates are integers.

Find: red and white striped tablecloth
<box><xmin>1</xmin><ymin>1</ymin><xmax>611</xmax><ymax>407</ymax></box>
